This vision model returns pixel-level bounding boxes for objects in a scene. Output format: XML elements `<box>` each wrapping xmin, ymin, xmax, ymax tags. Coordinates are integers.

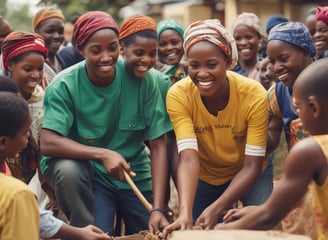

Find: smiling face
<box><xmin>122</xmin><ymin>36</ymin><xmax>157</xmax><ymax>79</ymax></box>
<box><xmin>158</xmin><ymin>29</ymin><xmax>184</xmax><ymax>66</ymax></box>
<box><xmin>266</xmin><ymin>40</ymin><xmax>310</xmax><ymax>87</ymax></box>
<box><xmin>36</xmin><ymin>17</ymin><xmax>65</xmax><ymax>57</ymax></box>
<box><xmin>7</xmin><ymin>53</ymin><xmax>45</xmax><ymax>100</ymax></box>
<box><xmin>80</xmin><ymin>28</ymin><xmax>120</xmax><ymax>86</ymax></box>
<box><xmin>233</xmin><ymin>25</ymin><xmax>260</xmax><ymax>62</ymax></box>
<box><xmin>313</xmin><ymin>20</ymin><xmax>328</xmax><ymax>56</ymax></box>
<box><xmin>258</xmin><ymin>57</ymin><xmax>275</xmax><ymax>90</ymax></box>
<box><xmin>187</xmin><ymin>41</ymin><xmax>229</xmax><ymax>98</ymax></box>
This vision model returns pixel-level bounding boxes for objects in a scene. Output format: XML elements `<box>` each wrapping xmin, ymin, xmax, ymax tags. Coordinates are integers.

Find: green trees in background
<box><xmin>1</xmin><ymin>0</ymin><xmax>34</xmax><ymax>31</ymax></box>
<box><xmin>1</xmin><ymin>0</ymin><xmax>134</xmax><ymax>31</ymax></box>
<box><xmin>38</xmin><ymin>0</ymin><xmax>134</xmax><ymax>22</ymax></box>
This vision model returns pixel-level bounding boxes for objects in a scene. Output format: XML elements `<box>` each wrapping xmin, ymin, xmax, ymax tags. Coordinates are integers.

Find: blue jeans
<box><xmin>44</xmin><ymin>158</ymin><xmax>95</xmax><ymax>227</ymax></box>
<box><xmin>193</xmin><ymin>161</ymin><xmax>273</xmax><ymax>222</ymax></box>
<box><xmin>93</xmin><ymin>175</ymin><xmax>152</xmax><ymax>235</ymax></box>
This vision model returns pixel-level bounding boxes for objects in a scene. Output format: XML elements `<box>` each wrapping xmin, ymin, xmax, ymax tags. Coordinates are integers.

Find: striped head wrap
<box><xmin>232</xmin><ymin>12</ymin><xmax>263</xmax><ymax>36</ymax></box>
<box><xmin>268</xmin><ymin>21</ymin><xmax>315</xmax><ymax>57</ymax></box>
<box><xmin>316</xmin><ymin>6</ymin><xmax>328</xmax><ymax>27</ymax></box>
<box><xmin>32</xmin><ymin>7</ymin><xmax>65</xmax><ymax>31</ymax></box>
<box><xmin>157</xmin><ymin>19</ymin><xmax>184</xmax><ymax>39</ymax></box>
<box><xmin>183</xmin><ymin>19</ymin><xmax>238</xmax><ymax>68</ymax></box>
<box><xmin>119</xmin><ymin>15</ymin><xmax>156</xmax><ymax>41</ymax></box>
<box><xmin>1</xmin><ymin>31</ymin><xmax>48</xmax><ymax>71</ymax></box>
<box><xmin>73</xmin><ymin>11</ymin><xmax>119</xmax><ymax>50</ymax></box>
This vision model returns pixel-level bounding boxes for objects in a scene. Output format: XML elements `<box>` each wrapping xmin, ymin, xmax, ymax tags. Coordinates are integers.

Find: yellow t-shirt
<box><xmin>311</xmin><ymin>135</ymin><xmax>328</xmax><ymax>240</ymax></box>
<box><xmin>167</xmin><ymin>71</ymin><xmax>268</xmax><ymax>185</ymax></box>
<box><xmin>0</xmin><ymin>173</ymin><xmax>39</xmax><ymax>240</ymax></box>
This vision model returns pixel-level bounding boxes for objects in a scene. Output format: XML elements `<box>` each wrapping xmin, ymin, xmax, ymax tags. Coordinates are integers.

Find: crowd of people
<box><xmin>0</xmin><ymin>4</ymin><xmax>328</xmax><ymax>240</ymax></box>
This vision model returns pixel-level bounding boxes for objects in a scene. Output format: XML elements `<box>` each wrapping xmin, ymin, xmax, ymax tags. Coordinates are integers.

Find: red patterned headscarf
<box><xmin>184</xmin><ymin>19</ymin><xmax>238</xmax><ymax>69</ymax></box>
<box><xmin>32</xmin><ymin>7</ymin><xmax>65</xmax><ymax>31</ymax></box>
<box><xmin>1</xmin><ymin>31</ymin><xmax>48</xmax><ymax>71</ymax></box>
<box><xmin>316</xmin><ymin>6</ymin><xmax>328</xmax><ymax>27</ymax></box>
<box><xmin>73</xmin><ymin>11</ymin><xmax>119</xmax><ymax>50</ymax></box>
<box><xmin>119</xmin><ymin>15</ymin><xmax>156</xmax><ymax>40</ymax></box>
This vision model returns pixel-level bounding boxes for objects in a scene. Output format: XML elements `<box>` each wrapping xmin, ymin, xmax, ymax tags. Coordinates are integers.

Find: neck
<box><xmin>240</xmin><ymin>56</ymin><xmax>257</xmax><ymax>72</ymax></box>
<box><xmin>202</xmin><ymin>78</ymin><xmax>230</xmax><ymax>115</ymax></box>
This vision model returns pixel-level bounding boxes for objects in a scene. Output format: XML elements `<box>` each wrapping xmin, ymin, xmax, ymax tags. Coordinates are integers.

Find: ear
<box><xmin>77</xmin><ymin>47</ymin><xmax>84</xmax><ymax>57</ymax></box>
<box><xmin>0</xmin><ymin>136</ymin><xmax>7</xmax><ymax>150</ymax></box>
<box><xmin>119</xmin><ymin>42</ymin><xmax>124</xmax><ymax>56</ymax></box>
<box><xmin>7</xmin><ymin>62</ymin><xmax>13</xmax><ymax>72</ymax></box>
<box><xmin>308</xmin><ymin>95</ymin><xmax>321</xmax><ymax>118</ymax></box>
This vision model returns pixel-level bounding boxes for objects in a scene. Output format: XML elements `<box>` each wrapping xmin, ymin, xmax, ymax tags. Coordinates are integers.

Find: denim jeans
<box><xmin>193</xmin><ymin>160</ymin><xmax>273</xmax><ymax>222</ymax></box>
<box><xmin>93</xmin><ymin>175</ymin><xmax>153</xmax><ymax>235</ymax></box>
<box><xmin>44</xmin><ymin>158</ymin><xmax>95</xmax><ymax>227</ymax></box>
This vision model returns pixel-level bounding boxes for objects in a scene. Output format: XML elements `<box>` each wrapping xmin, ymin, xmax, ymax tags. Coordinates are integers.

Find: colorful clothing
<box><xmin>160</xmin><ymin>63</ymin><xmax>188</xmax><ymax>84</ymax></box>
<box><xmin>6</xmin><ymin>85</ymin><xmax>44</xmax><ymax>183</ymax></box>
<box><xmin>0</xmin><ymin>173</ymin><xmax>39</xmax><ymax>240</ymax></box>
<box><xmin>40</xmin><ymin>58</ymin><xmax>172</xmax><ymax>191</ymax></box>
<box><xmin>268</xmin><ymin>82</ymin><xmax>306</xmax><ymax>150</ymax></box>
<box><xmin>311</xmin><ymin>134</ymin><xmax>328</xmax><ymax>240</ymax></box>
<box><xmin>167</xmin><ymin>70</ymin><xmax>268</xmax><ymax>186</ymax></box>
<box><xmin>269</xmin><ymin>84</ymin><xmax>315</xmax><ymax>239</ymax></box>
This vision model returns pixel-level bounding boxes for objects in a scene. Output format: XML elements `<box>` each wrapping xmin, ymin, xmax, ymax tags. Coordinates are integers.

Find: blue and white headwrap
<box><xmin>268</xmin><ymin>21</ymin><xmax>315</xmax><ymax>57</ymax></box>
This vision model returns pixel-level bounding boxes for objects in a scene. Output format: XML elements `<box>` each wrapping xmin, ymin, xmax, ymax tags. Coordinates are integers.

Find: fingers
<box><xmin>122</xmin><ymin>162</ymin><xmax>136</xmax><ymax>177</ymax></box>
<box><xmin>162</xmin><ymin>222</ymin><xmax>179</xmax><ymax>239</ymax></box>
<box><xmin>87</xmin><ymin>224</ymin><xmax>104</xmax><ymax>233</ymax></box>
<box><xmin>148</xmin><ymin>223</ymin><xmax>156</xmax><ymax>235</ymax></box>
<box><xmin>162</xmin><ymin>220</ymin><xmax>191</xmax><ymax>239</ymax></box>
<box><xmin>223</xmin><ymin>209</ymin><xmax>239</xmax><ymax>222</ymax></box>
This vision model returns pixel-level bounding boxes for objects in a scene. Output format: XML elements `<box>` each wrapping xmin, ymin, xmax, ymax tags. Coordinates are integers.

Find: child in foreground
<box><xmin>0</xmin><ymin>91</ymin><xmax>39</xmax><ymax>239</ymax></box>
<box><xmin>216</xmin><ymin>58</ymin><xmax>328</xmax><ymax>240</ymax></box>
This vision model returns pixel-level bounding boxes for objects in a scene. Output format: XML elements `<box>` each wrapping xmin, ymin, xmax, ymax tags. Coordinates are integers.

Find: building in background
<box><xmin>119</xmin><ymin>0</ymin><xmax>327</xmax><ymax>33</ymax></box>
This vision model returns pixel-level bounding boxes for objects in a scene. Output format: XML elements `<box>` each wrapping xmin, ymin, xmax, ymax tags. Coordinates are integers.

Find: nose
<box><xmin>197</xmin><ymin>66</ymin><xmax>209</xmax><ymax>78</ymax></box>
<box><xmin>31</xmin><ymin>70</ymin><xmax>42</xmax><ymax>79</ymax></box>
<box><xmin>237</xmin><ymin>37</ymin><xmax>247</xmax><ymax>46</ymax></box>
<box><xmin>100</xmin><ymin>51</ymin><xmax>112</xmax><ymax>62</ymax></box>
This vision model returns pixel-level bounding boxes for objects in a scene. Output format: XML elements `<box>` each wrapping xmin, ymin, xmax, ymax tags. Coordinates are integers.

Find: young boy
<box><xmin>0</xmin><ymin>75</ymin><xmax>111</xmax><ymax>240</ymax></box>
<box><xmin>0</xmin><ymin>91</ymin><xmax>39</xmax><ymax>239</ymax></box>
<box><xmin>216</xmin><ymin>58</ymin><xmax>328</xmax><ymax>240</ymax></box>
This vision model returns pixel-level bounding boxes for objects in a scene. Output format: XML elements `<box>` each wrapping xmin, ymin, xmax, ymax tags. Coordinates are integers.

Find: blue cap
<box><xmin>266</xmin><ymin>15</ymin><xmax>288</xmax><ymax>34</ymax></box>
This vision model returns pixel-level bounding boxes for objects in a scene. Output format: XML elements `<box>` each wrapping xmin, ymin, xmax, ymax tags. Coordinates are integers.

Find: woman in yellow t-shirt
<box><xmin>163</xmin><ymin>19</ymin><xmax>271</xmax><ymax>236</ymax></box>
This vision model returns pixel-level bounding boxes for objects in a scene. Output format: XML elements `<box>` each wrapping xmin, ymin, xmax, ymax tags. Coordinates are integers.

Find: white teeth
<box><xmin>137</xmin><ymin>66</ymin><xmax>148</xmax><ymax>71</ymax></box>
<box><xmin>315</xmin><ymin>41</ymin><xmax>324</xmax><ymax>47</ymax></box>
<box><xmin>168</xmin><ymin>53</ymin><xmax>176</xmax><ymax>57</ymax></box>
<box><xmin>27</xmin><ymin>82</ymin><xmax>38</xmax><ymax>87</ymax></box>
<box><xmin>277</xmin><ymin>73</ymin><xmax>288</xmax><ymax>81</ymax></box>
<box><xmin>100</xmin><ymin>65</ymin><xmax>111</xmax><ymax>70</ymax></box>
<box><xmin>198</xmin><ymin>81</ymin><xmax>212</xmax><ymax>86</ymax></box>
<box><xmin>240</xmin><ymin>49</ymin><xmax>251</xmax><ymax>53</ymax></box>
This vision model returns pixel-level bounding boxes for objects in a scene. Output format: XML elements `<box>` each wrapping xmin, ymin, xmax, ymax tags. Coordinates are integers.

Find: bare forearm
<box><xmin>40</xmin><ymin>129</ymin><xmax>105</xmax><ymax>161</ymax></box>
<box><xmin>150</xmin><ymin>135</ymin><xmax>169</xmax><ymax>208</ymax></box>
<box><xmin>212</xmin><ymin>162</ymin><xmax>263</xmax><ymax>215</ymax></box>
<box><xmin>177</xmin><ymin>150</ymin><xmax>199</xmax><ymax>215</ymax></box>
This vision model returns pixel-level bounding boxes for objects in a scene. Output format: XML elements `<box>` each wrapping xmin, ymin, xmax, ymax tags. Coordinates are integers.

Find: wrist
<box><xmin>149</xmin><ymin>207</ymin><xmax>166</xmax><ymax>215</ymax></box>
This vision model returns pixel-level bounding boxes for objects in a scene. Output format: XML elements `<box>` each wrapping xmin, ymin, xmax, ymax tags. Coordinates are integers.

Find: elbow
<box><xmin>40</xmin><ymin>129</ymin><xmax>56</xmax><ymax>156</ymax></box>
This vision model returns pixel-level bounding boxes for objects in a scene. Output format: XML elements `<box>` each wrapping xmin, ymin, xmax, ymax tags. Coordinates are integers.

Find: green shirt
<box><xmin>40</xmin><ymin>58</ymin><xmax>172</xmax><ymax>191</ymax></box>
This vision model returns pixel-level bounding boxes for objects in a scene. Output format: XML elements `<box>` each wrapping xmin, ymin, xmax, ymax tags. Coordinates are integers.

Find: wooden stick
<box><xmin>123</xmin><ymin>170</ymin><xmax>153</xmax><ymax>211</ymax></box>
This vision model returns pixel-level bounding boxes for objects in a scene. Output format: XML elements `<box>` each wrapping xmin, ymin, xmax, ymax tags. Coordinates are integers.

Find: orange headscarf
<box><xmin>32</xmin><ymin>7</ymin><xmax>65</xmax><ymax>30</ymax></box>
<box><xmin>119</xmin><ymin>15</ymin><xmax>156</xmax><ymax>40</ymax></box>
